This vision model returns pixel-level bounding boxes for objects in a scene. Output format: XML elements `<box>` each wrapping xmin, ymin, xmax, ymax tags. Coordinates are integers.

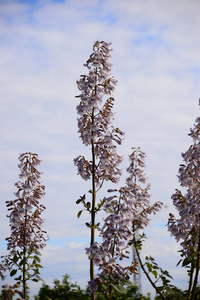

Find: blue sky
<box><xmin>0</xmin><ymin>0</ymin><xmax>200</xmax><ymax>298</ymax></box>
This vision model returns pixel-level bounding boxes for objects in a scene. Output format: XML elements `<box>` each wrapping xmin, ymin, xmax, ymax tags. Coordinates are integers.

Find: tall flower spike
<box><xmin>86</xmin><ymin>148</ymin><xmax>162</xmax><ymax>295</ymax></box>
<box><xmin>74</xmin><ymin>41</ymin><xmax>124</xmax><ymax>300</ymax></box>
<box><xmin>74</xmin><ymin>41</ymin><xmax>124</xmax><ymax>187</ymax></box>
<box><xmin>126</xmin><ymin>147</ymin><xmax>163</xmax><ymax>229</ymax></box>
<box><xmin>168</xmin><ymin>103</ymin><xmax>200</xmax><ymax>300</ymax></box>
<box><xmin>168</xmin><ymin>114</ymin><xmax>200</xmax><ymax>250</ymax></box>
<box><xmin>6</xmin><ymin>152</ymin><xmax>47</xmax><ymax>253</ymax></box>
<box><xmin>2</xmin><ymin>152</ymin><xmax>48</xmax><ymax>299</ymax></box>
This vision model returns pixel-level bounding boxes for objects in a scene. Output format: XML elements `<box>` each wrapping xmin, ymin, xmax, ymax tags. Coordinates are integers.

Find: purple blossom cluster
<box><xmin>86</xmin><ymin>148</ymin><xmax>162</xmax><ymax>293</ymax></box>
<box><xmin>74</xmin><ymin>41</ymin><xmax>126</xmax><ymax>299</ymax></box>
<box><xmin>5</xmin><ymin>152</ymin><xmax>47</xmax><ymax>255</ymax></box>
<box><xmin>74</xmin><ymin>41</ymin><xmax>124</xmax><ymax>187</ymax></box>
<box><xmin>126</xmin><ymin>148</ymin><xmax>163</xmax><ymax>228</ymax></box>
<box><xmin>168</xmin><ymin>114</ymin><xmax>200</xmax><ymax>255</ymax></box>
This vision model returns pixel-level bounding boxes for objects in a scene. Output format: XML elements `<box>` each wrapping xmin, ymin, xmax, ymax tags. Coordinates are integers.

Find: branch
<box><xmin>134</xmin><ymin>240</ymin><xmax>167</xmax><ymax>300</ymax></box>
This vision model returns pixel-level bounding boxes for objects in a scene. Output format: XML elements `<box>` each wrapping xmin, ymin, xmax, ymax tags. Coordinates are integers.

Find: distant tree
<box><xmin>34</xmin><ymin>273</ymin><xmax>151</xmax><ymax>300</ymax></box>
<box><xmin>155</xmin><ymin>285</ymin><xmax>200</xmax><ymax>300</ymax></box>
<box><xmin>0</xmin><ymin>152</ymin><xmax>48</xmax><ymax>299</ymax></box>
<box><xmin>34</xmin><ymin>274</ymin><xmax>88</xmax><ymax>300</ymax></box>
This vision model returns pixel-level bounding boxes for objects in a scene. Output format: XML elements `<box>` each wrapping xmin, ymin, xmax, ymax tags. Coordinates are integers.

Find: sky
<box><xmin>0</xmin><ymin>0</ymin><xmax>200</xmax><ymax>298</ymax></box>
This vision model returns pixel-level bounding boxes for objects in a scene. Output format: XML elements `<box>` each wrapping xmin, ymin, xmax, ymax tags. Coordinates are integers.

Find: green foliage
<box><xmin>34</xmin><ymin>274</ymin><xmax>89</xmax><ymax>300</ymax></box>
<box><xmin>155</xmin><ymin>285</ymin><xmax>200</xmax><ymax>300</ymax></box>
<box><xmin>128</xmin><ymin>232</ymin><xmax>147</xmax><ymax>251</ymax></box>
<box><xmin>76</xmin><ymin>193</ymin><xmax>106</xmax><ymax>219</ymax></box>
<box><xmin>96</xmin><ymin>279</ymin><xmax>151</xmax><ymax>300</ymax></box>
<box><xmin>9</xmin><ymin>248</ymin><xmax>43</xmax><ymax>284</ymax></box>
<box><xmin>33</xmin><ymin>273</ymin><xmax>151</xmax><ymax>300</ymax></box>
<box><xmin>143</xmin><ymin>255</ymin><xmax>174</xmax><ymax>296</ymax></box>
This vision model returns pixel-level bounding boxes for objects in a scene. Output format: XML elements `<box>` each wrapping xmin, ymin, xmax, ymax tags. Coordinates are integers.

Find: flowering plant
<box><xmin>74</xmin><ymin>40</ymin><xmax>124</xmax><ymax>299</ymax></box>
<box><xmin>0</xmin><ymin>152</ymin><xmax>47</xmax><ymax>299</ymax></box>
<box><xmin>85</xmin><ymin>147</ymin><xmax>164</xmax><ymax>297</ymax></box>
<box><xmin>74</xmin><ymin>41</ymin><xmax>163</xmax><ymax>299</ymax></box>
<box><xmin>168</xmin><ymin>107</ymin><xmax>200</xmax><ymax>300</ymax></box>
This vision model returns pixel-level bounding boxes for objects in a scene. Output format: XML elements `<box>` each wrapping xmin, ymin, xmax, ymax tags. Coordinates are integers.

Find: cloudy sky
<box><xmin>0</xmin><ymin>0</ymin><xmax>200</xmax><ymax>298</ymax></box>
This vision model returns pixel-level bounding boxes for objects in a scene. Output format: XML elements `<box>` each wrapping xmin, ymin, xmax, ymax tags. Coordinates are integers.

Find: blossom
<box><xmin>75</xmin><ymin>42</ymin><xmax>164</xmax><ymax>299</ymax></box>
<box><xmin>75</xmin><ymin>42</ymin><xmax>127</xmax><ymax>298</ymax></box>
<box><xmin>0</xmin><ymin>152</ymin><xmax>47</xmax><ymax>300</ymax></box>
<box><xmin>168</xmin><ymin>105</ymin><xmax>200</xmax><ymax>266</ymax></box>
<box><xmin>73</xmin><ymin>155</ymin><xmax>92</xmax><ymax>180</ymax></box>
<box><xmin>5</xmin><ymin>152</ymin><xmax>47</xmax><ymax>255</ymax></box>
<box><xmin>86</xmin><ymin>147</ymin><xmax>162</xmax><ymax>293</ymax></box>
<box><xmin>74</xmin><ymin>41</ymin><xmax>124</xmax><ymax>187</ymax></box>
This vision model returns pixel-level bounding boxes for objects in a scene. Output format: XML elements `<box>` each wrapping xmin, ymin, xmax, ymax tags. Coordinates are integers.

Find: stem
<box><xmin>23</xmin><ymin>208</ymin><xmax>27</xmax><ymax>299</ymax></box>
<box><xmin>187</xmin><ymin>255</ymin><xmax>194</xmax><ymax>299</ymax></box>
<box><xmin>90</xmin><ymin>107</ymin><xmax>96</xmax><ymax>300</ymax></box>
<box><xmin>133</xmin><ymin>236</ymin><xmax>167</xmax><ymax>300</ymax></box>
<box><xmin>133</xmin><ymin>230</ymin><xmax>140</xmax><ymax>290</ymax></box>
<box><xmin>190</xmin><ymin>227</ymin><xmax>200</xmax><ymax>300</ymax></box>
<box><xmin>107</xmin><ymin>196</ymin><xmax>122</xmax><ymax>298</ymax></box>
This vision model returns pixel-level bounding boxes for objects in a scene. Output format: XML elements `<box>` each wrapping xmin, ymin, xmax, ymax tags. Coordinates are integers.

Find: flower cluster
<box><xmin>126</xmin><ymin>148</ymin><xmax>163</xmax><ymax>229</ymax></box>
<box><xmin>86</xmin><ymin>148</ymin><xmax>162</xmax><ymax>293</ymax></box>
<box><xmin>5</xmin><ymin>152</ymin><xmax>47</xmax><ymax>255</ymax></box>
<box><xmin>74</xmin><ymin>41</ymin><xmax>124</xmax><ymax>187</ymax></box>
<box><xmin>168</xmin><ymin>113</ymin><xmax>200</xmax><ymax>255</ymax></box>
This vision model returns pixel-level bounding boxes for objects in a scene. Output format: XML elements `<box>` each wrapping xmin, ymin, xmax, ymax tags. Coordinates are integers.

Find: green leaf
<box><xmin>149</xmin><ymin>256</ymin><xmax>155</xmax><ymax>262</ymax></box>
<box><xmin>19</xmin><ymin>258</ymin><xmax>26</xmax><ymax>266</ymax></box>
<box><xmin>161</xmin><ymin>269</ymin><xmax>173</xmax><ymax>279</ymax></box>
<box><xmin>12</xmin><ymin>254</ymin><xmax>19</xmax><ymax>264</ymax></box>
<box><xmin>160</xmin><ymin>276</ymin><xmax>170</xmax><ymax>286</ymax></box>
<box><xmin>165</xmin><ymin>286</ymin><xmax>172</xmax><ymax>293</ymax></box>
<box><xmin>76</xmin><ymin>194</ymin><xmax>86</xmax><ymax>204</ymax></box>
<box><xmin>182</xmin><ymin>257</ymin><xmax>191</xmax><ymax>267</ymax></box>
<box><xmin>10</xmin><ymin>269</ymin><xmax>17</xmax><ymax>277</ymax></box>
<box><xmin>151</xmin><ymin>270</ymin><xmax>158</xmax><ymax>278</ymax></box>
<box><xmin>101</xmin><ymin>283</ymin><xmax>108</xmax><ymax>290</ymax></box>
<box><xmin>106</xmin><ymin>207</ymin><xmax>113</xmax><ymax>214</ymax></box>
<box><xmin>34</xmin><ymin>249</ymin><xmax>42</xmax><ymax>256</ymax></box>
<box><xmin>77</xmin><ymin>210</ymin><xmax>83</xmax><ymax>218</ymax></box>
<box><xmin>32</xmin><ymin>278</ymin><xmax>39</xmax><ymax>282</ymax></box>
<box><xmin>14</xmin><ymin>275</ymin><xmax>22</xmax><ymax>281</ymax></box>
<box><xmin>85</xmin><ymin>222</ymin><xmax>91</xmax><ymax>228</ymax></box>
<box><xmin>85</xmin><ymin>202</ymin><xmax>91</xmax><ymax>209</ymax></box>
<box><xmin>34</xmin><ymin>264</ymin><xmax>43</xmax><ymax>269</ymax></box>
<box><xmin>111</xmin><ymin>284</ymin><xmax>127</xmax><ymax>294</ymax></box>
<box><xmin>76</xmin><ymin>199</ymin><xmax>82</xmax><ymax>204</ymax></box>
<box><xmin>36</xmin><ymin>274</ymin><xmax>42</xmax><ymax>281</ymax></box>
<box><xmin>145</xmin><ymin>262</ymin><xmax>152</xmax><ymax>272</ymax></box>
<box><xmin>152</xmin><ymin>265</ymin><xmax>159</xmax><ymax>270</ymax></box>
<box><xmin>34</xmin><ymin>255</ymin><xmax>41</xmax><ymax>263</ymax></box>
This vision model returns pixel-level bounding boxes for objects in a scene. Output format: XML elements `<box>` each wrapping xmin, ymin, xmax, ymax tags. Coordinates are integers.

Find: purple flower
<box><xmin>168</xmin><ymin>106</ymin><xmax>200</xmax><ymax>255</ymax></box>
<box><xmin>5</xmin><ymin>152</ymin><xmax>47</xmax><ymax>257</ymax></box>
